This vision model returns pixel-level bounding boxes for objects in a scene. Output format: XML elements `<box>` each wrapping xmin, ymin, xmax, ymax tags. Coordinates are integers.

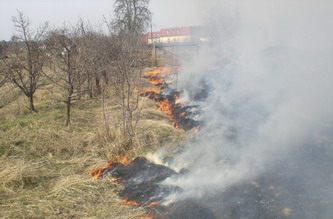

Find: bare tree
<box><xmin>0</xmin><ymin>85</ymin><xmax>22</xmax><ymax>109</ymax></box>
<box><xmin>112</xmin><ymin>0</ymin><xmax>151</xmax><ymax>35</ymax></box>
<box><xmin>0</xmin><ymin>63</ymin><xmax>7</xmax><ymax>87</ymax></box>
<box><xmin>45</xmin><ymin>27</ymin><xmax>86</xmax><ymax>126</ymax></box>
<box><xmin>1</xmin><ymin>11</ymin><xmax>48</xmax><ymax>112</ymax></box>
<box><xmin>77</xmin><ymin>23</ymin><xmax>109</xmax><ymax>98</ymax></box>
<box><xmin>0</xmin><ymin>41</ymin><xmax>8</xmax><ymax>57</ymax></box>
<box><xmin>0</xmin><ymin>61</ymin><xmax>21</xmax><ymax>109</ymax></box>
<box><xmin>106</xmin><ymin>35</ymin><xmax>148</xmax><ymax>141</ymax></box>
<box><xmin>102</xmin><ymin>0</ymin><xmax>151</xmax><ymax>141</ymax></box>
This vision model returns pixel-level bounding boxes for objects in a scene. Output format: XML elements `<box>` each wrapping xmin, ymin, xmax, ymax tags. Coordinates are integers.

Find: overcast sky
<box><xmin>0</xmin><ymin>0</ymin><xmax>205</xmax><ymax>40</ymax></box>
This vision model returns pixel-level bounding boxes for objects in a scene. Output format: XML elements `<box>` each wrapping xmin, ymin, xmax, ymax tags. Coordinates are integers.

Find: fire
<box><xmin>173</xmin><ymin>122</ymin><xmax>181</xmax><ymax>128</ymax></box>
<box><xmin>158</xmin><ymin>99</ymin><xmax>184</xmax><ymax>128</ymax></box>
<box><xmin>149</xmin><ymin>76</ymin><xmax>166</xmax><ymax>85</ymax></box>
<box><xmin>141</xmin><ymin>87</ymin><xmax>160</xmax><ymax>95</ymax></box>
<box><xmin>88</xmin><ymin>154</ymin><xmax>131</xmax><ymax>179</ymax></box>
<box><xmin>145</xmin><ymin>66</ymin><xmax>180</xmax><ymax>77</ymax></box>
<box><xmin>143</xmin><ymin>67</ymin><xmax>179</xmax><ymax>97</ymax></box>
<box><xmin>142</xmin><ymin>66</ymin><xmax>186</xmax><ymax>128</ymax></box>
<box><xmin>140</xmin><ymin>88</ymin><xmax>161</xmax><ymax>102</ymax></box>
<box><xmin>158</xmin><ymin>99</ymin><xmax>174</xmax><ymax>118</ymax></box>
<box><xmin>121</xmin><ymin>197</ymin><xmax>139</xmax><ymax>206</ymax></box>
<box><xmin>145</xmin><ymin>68</ymin><xmax>162</xmax><ymax>77</ymax></box>
<box><xmin>108</xmin><ymin>155</ymin><xmax>130</xmax><ymax>166</ymax></box>
<box><xmin>175</xmin><ymin>97</ymin><xmax>187</xmax><ymax>106</ymax></box>
<box><xmin>145</xmin><ymin>67</ymin><xmax>180</xmax><ymax>85</ymax></box>
<box><xmin>88</xmin><ymin>165</ymin><xmax>111</xmax><ymax>179</ymax></box>
<box><xmin>111</xmin><ymin>177</ymin><xmax>122</xmax><ymax>182</ymax></box>
<box><xmin>146</xmin><ymin>202</ymin><xmax>158</xmax><ymax>208</ymax></box>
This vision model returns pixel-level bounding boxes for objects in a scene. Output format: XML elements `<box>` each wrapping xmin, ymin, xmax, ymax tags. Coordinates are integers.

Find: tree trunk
<box><xmin>102</xmin><ymin>70</ymin><xmax>108</xmax><ymax>85</ymax></box>
<box><xmin>28</xmin><ymin>93</ymin><xmax>36</xmax><ymax>112</ymax></box>
<box><xmin>65</xmin><ymin>97</ymin><xmax>71</xmax><ymax>126</ymax></box>
<box><xmin>87</xmin><ymin>76</ymin><xmax>93</xmax><ymax>99</ymax></box>
<box><xmin>95</xmin><ymin>76</ymin><xmax>101</xmax><ymax>95</ymax></box>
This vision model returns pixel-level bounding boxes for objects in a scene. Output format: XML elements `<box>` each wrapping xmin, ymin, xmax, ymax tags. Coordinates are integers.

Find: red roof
<box><xmin>159</xmin><ymin>27</ymin><xmax>190</xmax><ymax>37</ymax></box>
<box><xmin>146</xmin><ymin>32</ymin><xmax>160</xmax><ymax>38</ymax></box>
<box><xmin>144</xmin><ymin>32</ymin><xmax>160</xmax><ymax>41</ymax></box>
<box><xmin>144</xmin><ymin>27</ymin><xmax>193</xmax><ymax>42</ymax></box>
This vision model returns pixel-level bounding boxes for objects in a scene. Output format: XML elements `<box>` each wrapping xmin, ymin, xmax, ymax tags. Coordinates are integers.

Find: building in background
<box><xmin>146</xmin><ymin>26</ymin><xmax>209</xmax><ymax>45</ymax></box>
<box><xmin>146</xmin><ymin>32</ymin><xmax>161</xmax><ymax>44</ymax></box>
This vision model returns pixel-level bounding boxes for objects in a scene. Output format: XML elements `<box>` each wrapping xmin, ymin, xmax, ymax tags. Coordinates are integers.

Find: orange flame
<box><xmin>121</xmin><ymin>197</ymin><xmax>139</xmax><ymax>206</ymax></box>
<box><xmin>149</xmin><ymin>77</ymin><xmax>166</xmax><ymax>85</ymax></box>
<box><xmin>88</xmin><ymin>165</ymin><xmax>111</xmax><ymax>179</ymax></box>
<box><xmin>145</xmin><ymin>66</ymin><xmax>179</xmax><ymax>77</ymax></box>
<box><xmin>146</xmin><ymin>202</ymin><xmax>158</xmax><ymax>208</ymax></box>
<box><xmin>143</xmin><ymin>66</ymin><xmax>184</xmax><ymax>128</ymax></box>
<box><xmin>145</xmin><ymin>67</ymin><xmax>180</xmax><ymax>80</ymax></box>
<box><xmin>141</xmin><ymin>87</ymin><xmax>160</xmax><ymax>94</ymax></box>
<box><xmin>111</xmin><ymin>177</ymin><xmax>122</xmax><ymax>182</ymax></box>
<box><xmin>145</xmin><ymin>68</ymin><xmax>162</xmax><ymax>77</ymax></box>
<box><xmin>89</xmin><ymin>154</ymin><xmax>131</xmax><ymax>179</ymax></box>
<box><xmin>108</xmin><ymin>155</ymin><xmax>130</xmax><ymax>166</ymax></box>
<box><xmin>158</xmin><ymin>99</ymin><xmax>183</xmax><ymax>128</ymax></box>
<box><xmin>158</xmin><ymin>99</ymin><xmax>174</xmax><ymax>118</ymax></box>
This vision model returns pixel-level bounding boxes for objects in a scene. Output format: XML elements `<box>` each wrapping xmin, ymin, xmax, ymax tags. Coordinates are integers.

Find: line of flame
<box><xmin>146</xmin><ymin>202</ymin><xmax>158</xmax><ymax>208</ymax></box>
<box><xmin>121</xmin><ymin>197</ymin><xmax>139</xmax><ymax>206</ymax></box>
<box><xmin>89</xmin><ymin>154</ymin><xmax>131</xmax><ymax>179</ymax></box>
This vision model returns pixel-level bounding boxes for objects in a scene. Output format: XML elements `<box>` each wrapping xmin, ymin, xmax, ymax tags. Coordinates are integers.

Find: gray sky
<box><xmin>0</xmin><ymin>0</ymin><xmax>204</xmax><ymax>40</ymax></box>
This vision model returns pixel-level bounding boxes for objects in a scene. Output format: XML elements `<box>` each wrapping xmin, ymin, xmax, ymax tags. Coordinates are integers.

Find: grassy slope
<box><xmin>0</xmin><ymin>86</ymin><xmax>185</xmax><ymax>218</ymax></box>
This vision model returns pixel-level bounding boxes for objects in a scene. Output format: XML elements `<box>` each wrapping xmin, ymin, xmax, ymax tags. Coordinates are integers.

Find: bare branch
<box><xmin>3</xmin><ymin>11</ymin><xmax>49</xmax><ymax>112</ymax></box>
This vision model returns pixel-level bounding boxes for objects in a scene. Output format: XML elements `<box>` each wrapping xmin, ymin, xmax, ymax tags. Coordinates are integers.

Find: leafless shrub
<box><xmin>100</xmin><ymin>0</ymin><xmax>152</xmax><ymax>143</ymax></box>
<box><xmin>77</xmin><ymin>21</ymin><xmax>109</xmax><ymax>98</ymax></box>
<box><xmin>45</xmin><ymin>26</ymin><xmax>87</xmax><ymax>126</ymax></box>
<box><xmin>1</xmin><ymin>11</ymin><xmax>49</xmax><ymax>112</ymax></box>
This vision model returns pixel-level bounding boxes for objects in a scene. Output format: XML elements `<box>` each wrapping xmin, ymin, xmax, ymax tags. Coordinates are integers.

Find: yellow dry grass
<box><xmin>0</xmin><ymin>81</ymin><xmax>185</xmax><ymax>218</ymax></box>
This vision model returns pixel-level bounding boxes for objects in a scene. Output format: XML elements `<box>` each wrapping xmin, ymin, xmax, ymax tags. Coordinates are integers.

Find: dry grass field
<box><xmin>0</xmin><ymin>77</ymin><xmax>185</xmax><ymax>218</ymax></box>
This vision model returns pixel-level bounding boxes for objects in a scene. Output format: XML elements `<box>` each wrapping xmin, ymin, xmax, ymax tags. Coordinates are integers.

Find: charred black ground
<box><xmin>98</xmin><ymin>67</ymin><xmax>333</xmax><ymax>218</ymax></box>
<box><xmin>100</xmin><ymin>154</ymin><xmax>331</xmax><ymax>218</ymax></box>
<box><xmin>101</xmin><ymin>157</ymin><xmax>219</xmax><ymax>219</ymax></box>
<box><xmin>107</xmin><ymin>157</ymin><xmax>178</xmax><ymax>205</ymax></box>
<box><xmin>141</xmin><ymin>90</ymin><xmax>202</xmax><ymax>130</ymax></box>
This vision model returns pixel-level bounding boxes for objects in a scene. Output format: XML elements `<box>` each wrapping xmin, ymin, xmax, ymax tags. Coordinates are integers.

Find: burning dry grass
<box><xmin>141</xmin><ymin>66</ymin><xmax>201</xmax><ymax>130</ymax></box>
<box><xmin>0</xmin><ymin>77</ymin><xmax>185</xmax><ymax>218</ymax></box>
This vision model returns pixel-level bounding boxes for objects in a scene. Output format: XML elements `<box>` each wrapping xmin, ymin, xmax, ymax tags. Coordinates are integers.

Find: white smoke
<box><xmin>160</xmin><ymin>0</ymin><xmax>333</xmax><ymax>216</ymax></box>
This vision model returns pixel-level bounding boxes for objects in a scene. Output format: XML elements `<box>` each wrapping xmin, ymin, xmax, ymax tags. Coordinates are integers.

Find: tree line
<box><xmin>0</xmin><ymin>0</ymin><xmax>151</xmax><ymax>141</ymax></box>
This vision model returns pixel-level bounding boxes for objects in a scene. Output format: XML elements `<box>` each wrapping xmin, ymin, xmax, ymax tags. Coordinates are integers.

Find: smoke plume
<box><xmin>159</xmin><ymin>0</ymin><xmax>333</xmax><ymax>218</ymax></box>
